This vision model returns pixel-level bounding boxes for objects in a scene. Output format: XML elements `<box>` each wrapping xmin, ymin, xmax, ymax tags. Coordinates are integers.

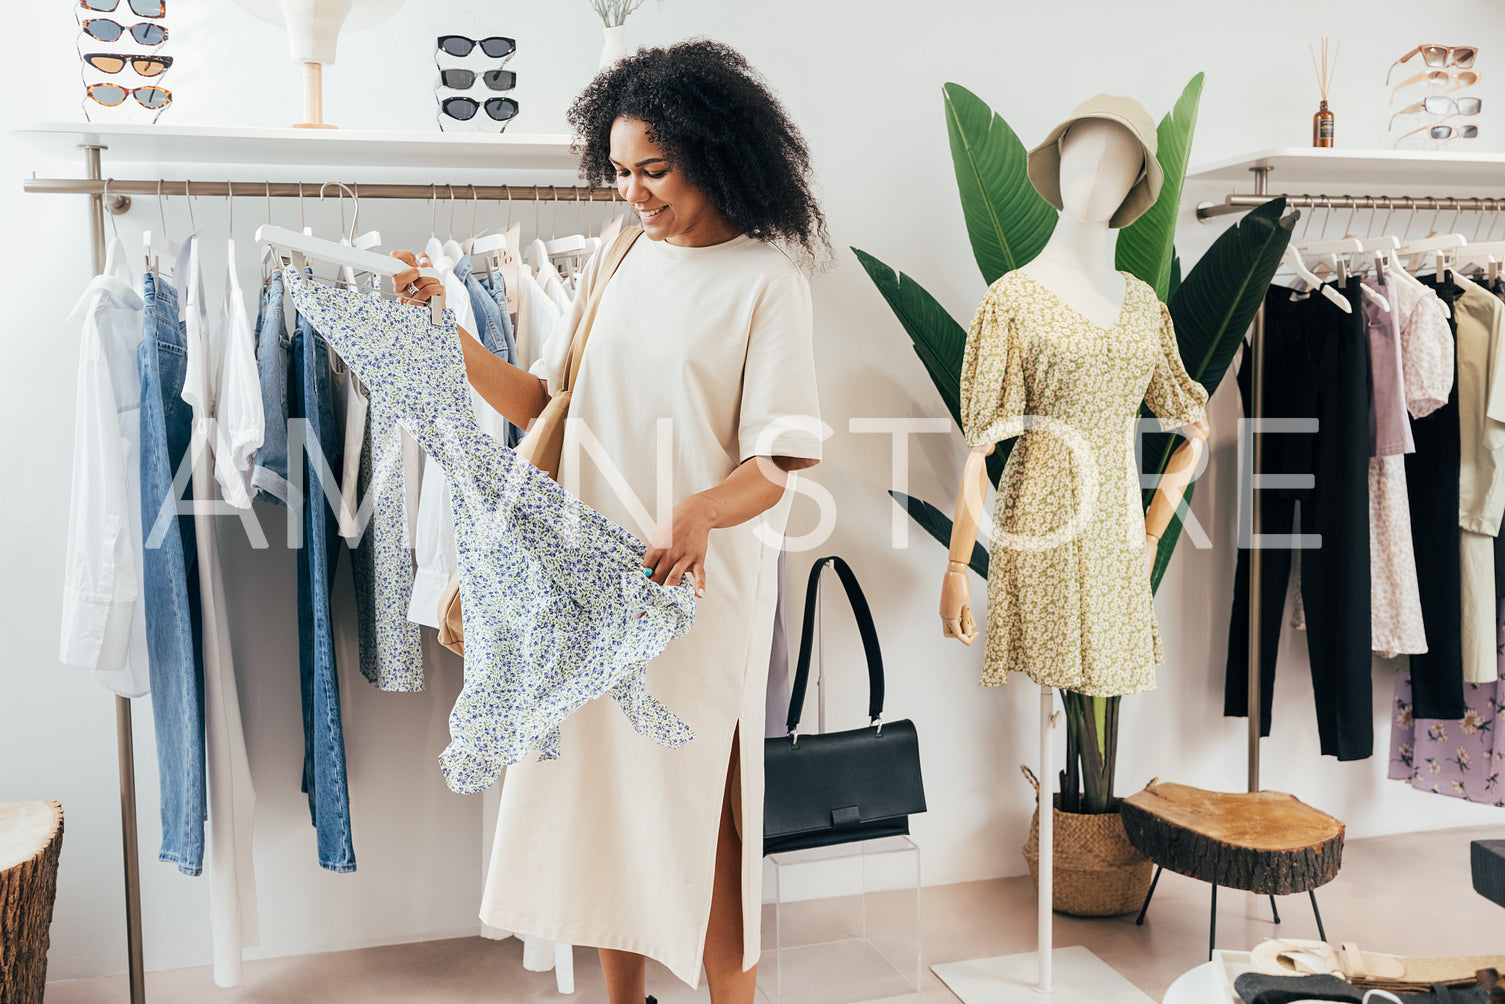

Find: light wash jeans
<box><xmin>138</xmin><ymin>271</ymin><xmax>207</xmax><ymax>875</ymax></box>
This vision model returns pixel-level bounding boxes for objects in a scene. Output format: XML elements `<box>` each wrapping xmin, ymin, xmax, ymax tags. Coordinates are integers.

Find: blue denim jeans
<box><xmin>252</xmin><ymin>273</ymin><xmax>293</xmax><ymax>505</ymax></box>
<box><xmin>137</xmin><ymin>272</ymin><xmax>207</xmax><ymax>876</ymax></box>
<box><xmin>474</xmin><ymin>269</ymin><xmax>522</xmax><ymax>448</ymax></box>
<box><xmin>290</xmin><ymin>314</ymin><xmax>357</xmax><ymax>872</ymax></box>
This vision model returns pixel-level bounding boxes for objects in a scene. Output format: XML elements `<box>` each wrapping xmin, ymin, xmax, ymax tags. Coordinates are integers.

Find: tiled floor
<box><xmin>46</xmin><ymin>824</ymin><xmax>1504</xmax><ymax>1003</ymax></box>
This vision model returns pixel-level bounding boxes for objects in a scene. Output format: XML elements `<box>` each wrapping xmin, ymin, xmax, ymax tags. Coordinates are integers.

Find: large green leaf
<box><xmin>1142</xmin><ymin>197</ymin><xmax>1297</xmax><ymax>589</ymax></box>
<box><xmin>944</xmin><ymin>82</ymin><xmax>1057</xmax><ymax>284</ymax></box>
<box><xmin>851</xmin><ymin>248</ymin><xmax>968</xmax><ymax>427</ymax></box>
<box><xmin>888</xmin><ymin>490</ymin><xmax>989</xmax><ymax>578</ymax></box>
<box><xmin>853</xmin><ymin>246</ymin><xmax>1011</xmax><ymax>487</ymax></box>
<box><xmin>1115</xmin><ymin>73</ymin><xmax>1205</xmax><ymax>300</ymax></box>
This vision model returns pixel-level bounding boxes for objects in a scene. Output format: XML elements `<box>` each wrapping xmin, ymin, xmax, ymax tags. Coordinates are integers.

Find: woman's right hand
<box><xmin>940</xmin><ymin>562</ymin><xmax>978</xmax><ymax>644</ymax></box>
<box><xmin>390</xmin><ymin>250</ymin><xmax>445</xmax><ymax>306</ymax></box>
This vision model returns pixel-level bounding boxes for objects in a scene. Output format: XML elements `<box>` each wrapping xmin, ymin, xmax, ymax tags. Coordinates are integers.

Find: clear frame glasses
<box><xmin>1389</xmin><ymin>96</ymin><xmax>1481</xmax><ymax>129</ymax></box>
<box><xmin>1386</xmin><ymin>44</ymin><xmax>1478</xmax><ymax>84</ymax></box>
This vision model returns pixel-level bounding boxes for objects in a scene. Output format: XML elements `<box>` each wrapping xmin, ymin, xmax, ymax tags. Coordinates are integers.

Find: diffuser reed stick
<box><xmin>587</xmin><ymin>0</ymin><xmax>648</xmax><ymax>27</ymax></box>
<box><xmin>1310</xmin><ymin>37</ymin><xmax>1340</xmax><ymax>147</ymax></box>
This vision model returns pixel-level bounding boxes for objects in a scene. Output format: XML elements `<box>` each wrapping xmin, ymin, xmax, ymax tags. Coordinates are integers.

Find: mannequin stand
<box><xmin>931</xmin><ymin>687</ymin><xmax>1152</xmax><ymax>1003</ymax></box>
<box><xmin>293</xmin><ymin>62</ymin><xmax>337</xmax><ymax>129</ymax></box>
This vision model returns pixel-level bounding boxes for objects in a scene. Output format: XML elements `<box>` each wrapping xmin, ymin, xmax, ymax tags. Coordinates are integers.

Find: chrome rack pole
<box><xmin>24</xmin><ymin>178</ymin><xmax>622</xmax><ymax>202</ymax></box>
<box><xmin>81</xmin><ymin>142</ymin><xmax>149</xmax><ymax>1004</ymax></box>
<box><xmin>1246</xmin><ymin>164</ymin><xmax>1269</xmax><ymax>795</ymax></box>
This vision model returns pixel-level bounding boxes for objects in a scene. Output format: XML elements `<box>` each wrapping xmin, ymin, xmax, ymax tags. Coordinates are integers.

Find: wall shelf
<box><xmin>1187</xmin><ymin>147</ymin><xmax>1505</xmax><ymax>190</ymax></box>
<box><xmin>12</xmin><ymin>122</ymin><xmax>582</xmax><ymax>173</ymax></box>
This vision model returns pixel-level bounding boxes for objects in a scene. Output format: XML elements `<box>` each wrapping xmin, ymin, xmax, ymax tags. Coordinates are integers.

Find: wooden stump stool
<box><xmin>1120</xmin><ymin>784</ymin><xmax>1343</xmax><ymax>960</ymax></box>
<box><xmin>0</xmin><ymin>801</ymin><xmax>64</xmax><ymax>1004</ymax></box>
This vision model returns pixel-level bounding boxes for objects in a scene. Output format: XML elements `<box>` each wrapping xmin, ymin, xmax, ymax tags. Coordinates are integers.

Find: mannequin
<box><xmin>939</xmin><ymin>115</ymin><xmax>1208</xmax><ymax>653</ymax></box>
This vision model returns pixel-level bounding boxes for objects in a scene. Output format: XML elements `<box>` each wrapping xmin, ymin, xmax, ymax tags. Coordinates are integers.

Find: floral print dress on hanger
<box><xmin>959</xmin><ymin>270</ymin><xmax>1207</xmax><ymax>696</ymax></box>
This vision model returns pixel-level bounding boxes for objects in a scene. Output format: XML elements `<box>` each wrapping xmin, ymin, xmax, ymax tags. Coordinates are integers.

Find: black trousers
<box><xmin>1225</xmin><ymin>282</ymin><xmax>1374</xmax><ymax>761</ymax></box>
<box><xmin>1410</xmin><ymin>274</ymin><xmax>1467</xmax><ymax>720</ymax></box>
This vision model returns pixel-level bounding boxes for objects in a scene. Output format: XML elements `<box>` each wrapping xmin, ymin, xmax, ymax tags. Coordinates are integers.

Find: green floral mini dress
<box><xmin>959</xmin><ymin>270</ymin><xmax>1207</xmax><ymax>696</ymax></box>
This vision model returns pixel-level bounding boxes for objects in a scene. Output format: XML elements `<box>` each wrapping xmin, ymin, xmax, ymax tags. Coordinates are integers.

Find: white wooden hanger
<box><xmin>256</xmin><ymin>223</ymin><xmax>445</xmax><ymax>324</ymax></box>
<box><xmin>143</xmin><ymin>180</ymin><xmax>180</xmax><ymax>276</ymax></box>
<box><xmin>1281</xmin><ymin>245</ymin><xmax>1351</xmax><ymax>312</ymax></box>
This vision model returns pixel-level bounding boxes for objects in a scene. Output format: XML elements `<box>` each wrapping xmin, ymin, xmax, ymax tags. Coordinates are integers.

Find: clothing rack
<box><xmin>23</xmin><ymin>176</ymin><xmax>624</xmax><ymax>208</ymax></box>
<box><xmin>1196</xmin><ymin>169</ymin><xmax>1505</xmax><ymax>795</ymax></box>
<box><xmin>30</xmin><ymin>141</ymin><xmax>621</xmax><ymax>1004</ymax></box>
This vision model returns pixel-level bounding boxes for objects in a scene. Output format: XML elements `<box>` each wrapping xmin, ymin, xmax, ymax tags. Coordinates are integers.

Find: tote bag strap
<box><xmin>561</xmin><ymin>226</ymin><xmax>646</xmax><ymax>392</ymax></box>
<box><xmin>785</xmin><ymin>556</ymin><xmax>885</xmax><ymax>736</ymax></box>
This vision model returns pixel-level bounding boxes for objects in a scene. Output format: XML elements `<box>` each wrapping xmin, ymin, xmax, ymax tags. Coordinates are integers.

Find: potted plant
<box><xmin>852</xmin><ymin>74</ymin><xmax>1296</xmax><ymax>915</ymax></box>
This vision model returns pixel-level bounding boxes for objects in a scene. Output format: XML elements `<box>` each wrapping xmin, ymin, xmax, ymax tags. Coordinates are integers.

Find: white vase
<box><xmin>599</xmin><ymin>24</ymin><xmax>627</xmax><ymax>69</ymax></box>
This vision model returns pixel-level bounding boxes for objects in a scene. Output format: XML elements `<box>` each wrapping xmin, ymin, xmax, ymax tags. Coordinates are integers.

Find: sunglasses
<box><xmin>436</xmin><ymin>35</ymin><xmax>516</xmax><ymax>59</ymax></box>
<box><xmin>441</xmin><ymin>95</ymin><xmax>519</xmax><ymax>122</ymax></box>
<box><xmin>1389</xmin><ymin>68</ymin><xmax>1481</xmax><ymax>103</ymax></box>
<box><xmin>86</xmin><ymin>82</ymin><xmax>171</xmax><ymax>109</ymax></box>
<box><xmin>439</xmin><ymin>67</ymin><xmax>516</xmax><ymax>90</ymax></box>
<box><xmin>1393</xmin><ymin>122</ymin><xmax>1478</xmax><ymax>146</ymax></box>
<box><xmin>79</xmin><ymin>0</ymin><xmax>164</xmax><ymax>17</ymax></box>
<box><xmin>1386</xmin><ymin>44</ymin><xmax>1478</xmax><ymax>84</ymax></box>
<box><xmin>83</xmin><ymin>52</ymin><xmax>173</xmax><ymax>77</ymax></box>
<box><xmin>81</xmin><ymin>18</ymin><xmax>168</xmax><ymax>44</ymax></box>
<box><xmin>1389</xmin><ymin>96</ymin><xmax>1481</xmax><ymax>129</ymax></box>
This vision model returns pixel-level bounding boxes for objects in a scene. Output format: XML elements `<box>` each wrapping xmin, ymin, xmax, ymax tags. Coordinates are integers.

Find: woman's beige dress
<box><xmin>480</xmin><ymin>233</ymin><xmax>823</xmax><ymax>986</ymax></box>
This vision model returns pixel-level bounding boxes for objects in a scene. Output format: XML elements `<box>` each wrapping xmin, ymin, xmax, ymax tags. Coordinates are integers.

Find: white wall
<box><xmin>5</xmin><ymin>0</ymin><xmax>1505</xmax><ymax>983</ymax></box>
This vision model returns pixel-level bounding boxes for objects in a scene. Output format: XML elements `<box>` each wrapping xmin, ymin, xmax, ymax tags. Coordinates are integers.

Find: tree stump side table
<box><xmin>0</xmin><ymin>801</ymin><xmax>65</xmax><ymax>1004</ymax></box>
<box><xmin>1120</xmin><ymin>784</ymin><xmax>1344</xmax><ymax>960</ymax></box>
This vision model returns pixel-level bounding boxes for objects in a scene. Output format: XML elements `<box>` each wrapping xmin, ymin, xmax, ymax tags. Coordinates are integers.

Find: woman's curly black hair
<box><xmin>568</xmin><ymin>38</ymin><xmax>832</xmax><ymax>271</ymax></box>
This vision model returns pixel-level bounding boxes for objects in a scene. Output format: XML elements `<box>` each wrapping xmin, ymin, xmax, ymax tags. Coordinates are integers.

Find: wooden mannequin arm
<box><xmin>940</xmin><ymin>443</ymin><xmax>993</xmax><ymax>644</ymax></box>
<box><xmin>1144</xmin><ymin>420</ymin><xmax>1210</xmax><ymax>542</ymax></box>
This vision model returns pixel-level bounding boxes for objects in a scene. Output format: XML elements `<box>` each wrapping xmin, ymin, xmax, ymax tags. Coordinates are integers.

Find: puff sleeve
<box><xmin>959</xmin><ymin>286</ymin><xmax>1026</xmax><ymax>448</ymax></box>
<box><xmin>1143</xmin><ymin>299</ymin><xmax>1208</xmax><ymax>430</ymax></box>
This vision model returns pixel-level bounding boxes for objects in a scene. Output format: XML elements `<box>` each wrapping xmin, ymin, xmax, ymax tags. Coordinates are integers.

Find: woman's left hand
<box><xmin>643</xmin><ymin>495</ymin><xmax>715</xmax><ymax>597</ymax></box>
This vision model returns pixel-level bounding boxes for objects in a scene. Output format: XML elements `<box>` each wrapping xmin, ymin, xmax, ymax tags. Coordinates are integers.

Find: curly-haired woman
<box><xmin>395</xmin><ymin>38</ymin><xmax>829</xmax><ymax>1004</ymax></box>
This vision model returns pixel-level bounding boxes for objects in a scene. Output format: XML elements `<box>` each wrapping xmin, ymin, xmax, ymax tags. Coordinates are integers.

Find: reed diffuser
<box><xmin>1310</xmin><ymin>37</ymin><xmax>1340</xmax><ymax>147</ymax></box>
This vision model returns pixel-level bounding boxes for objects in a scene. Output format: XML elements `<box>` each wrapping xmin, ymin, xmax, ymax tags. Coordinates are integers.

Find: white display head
<box><xmin>1055</xmin><ymin>119</ymin><xmax>1145</xmax><ymax>227</ymax></box>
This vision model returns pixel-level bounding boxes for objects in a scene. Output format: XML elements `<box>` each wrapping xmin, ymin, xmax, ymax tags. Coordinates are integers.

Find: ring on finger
<box><xmin>405</xmin><ymin>281</ymin><xmax>421</xmax><ymax>296</ymax></box>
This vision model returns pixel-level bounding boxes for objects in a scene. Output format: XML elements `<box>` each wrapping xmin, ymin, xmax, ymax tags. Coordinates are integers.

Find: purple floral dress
<box><xmin>1389</xmin><ymin>601</ymin><xmax>1505</xmax><ymax>804</ymax></box>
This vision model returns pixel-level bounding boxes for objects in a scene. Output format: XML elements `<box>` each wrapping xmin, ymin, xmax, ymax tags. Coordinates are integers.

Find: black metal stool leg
<box><xmin>1209</xmin><ymin>884</ymin><xmax>1218</xmax><ymax>960</ymax></box>
<box><xmin>1270</xmin><ymin>895</ymin><xmax>1281</xmax><ymax>924</ymax></box>
<box><xmin>1309</xmin><ymin>890</ymin><xmax>1326</xmax><ymax>942</ymax></box>
<box><xmin>1136</xmin><ymin>866</ymin><xmax>1163</xmax><ymax>926</ymax></box>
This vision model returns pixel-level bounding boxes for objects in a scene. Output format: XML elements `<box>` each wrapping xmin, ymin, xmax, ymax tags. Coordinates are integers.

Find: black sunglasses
<box><xmin>439</xmin><ymin>68</ymin><xmax>516</xmax><ymax>90</ymax></box>
<box><xmin>79</xmin><ymin>0</ymin><xmax>165</xmax><ymax>17</ymax></box>
<box><xmin>81</xmin><ymin>18</ymin><xmax>167</xmax><ymax>44</ymax></box>
<box><xmin>436</xmin><ymin>35</ymin><xmax>516</xmax><ymax>59</ymax></box>
<box><xmin>441</xmin><ymin>96</ymin><xmax>519</xmax><ymax>122</ymax></box>
<box><xmin>83</xmin><ymin>52</ymin><xmax>173</xmax><ymax>76</ymax></box>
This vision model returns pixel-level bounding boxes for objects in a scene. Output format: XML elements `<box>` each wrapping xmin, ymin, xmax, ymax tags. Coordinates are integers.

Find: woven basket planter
<box><xmin>1020</xmin><ymin>767</ymin><xmax>1152</xmax><ymax>917</ymax></box>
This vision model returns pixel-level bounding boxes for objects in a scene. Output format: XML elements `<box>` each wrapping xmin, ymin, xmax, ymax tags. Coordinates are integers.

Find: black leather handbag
<box><xmin>763</xmin><ymin>556</ymin><xmax>927</xmax><ymax>855</ymax></box>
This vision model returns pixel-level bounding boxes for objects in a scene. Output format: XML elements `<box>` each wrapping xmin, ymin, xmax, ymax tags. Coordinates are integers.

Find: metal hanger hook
<box><xmin>266</xmin><ymin>181</ymin><xmax>272</xmax><ymax>227</ymax></box>
<box><xmin>1300</xmin><ymin>197</ymin><xmax>1317</xmax><ymax>241</ymax></box>
<box><xmin>574</xmin><ymin>186</ymin><xmax>582</xmax><ymax>235</ymax></box>
<box><xmin>103</xmin><ymin>178</ymin><xmax>121</xmax><ymax>241</ymax></box>
<box><xmin>1342</xmin><ymin>196</ymin><xmax>1359</xmax><ymax>237</ymax></box>
<box><xmin>551</xmin><ymin>185</ymin><xmax>559</xmax><ymax>239</ymax></box>
<box><xmin>184</xmin><ymin>179</ymin><xmax>196</xmax><ymax>232</ymax></box>
<box><xmin>448</xmin><ymin>183</ymin><xmax>457</xmax><ymax>241</ymax></box>
<box><xmin>319</xmin><ymin>182</ymin><xmax>359</xmax><ymax>242</ymax></box>
<box><xmin>430</xmin><ymin>184</ymin><xmax>439</xmax><ymax>237</ymax></box>
<box><xmin>226</xmin><ymin>180</ymin><xmax>233</xmax><ymax>233</ymax></box>
<box><xmin>470</xmin><ymin>183</ymin><xmax>480</xmax><ymax>239</ymax></box>
<box><xmin>299</xmin><ymin>182</ymin><xmax>306</xmax><ymax>231</ymax></box>
<box><xmin>157</xmin><ymin>179</ymin><xmax>167</xmax><ymax>235</ymax></box>
<box><xmin>350</xmin><ymin>183</ymin><xmax>361</xmax><ymax>239</ymax></box>
<box><xmin>1444</xmin><ymin>198</ymin><xmax>1462</xmax><ymax>235</ymax></box>
<box><xmin>1378</xmin><ymin>197</ymin><xmax>1396</xmax><ymax>239</ymax></box>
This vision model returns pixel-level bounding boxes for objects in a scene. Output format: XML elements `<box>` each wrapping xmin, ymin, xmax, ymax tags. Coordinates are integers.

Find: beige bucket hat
<box><xmin>1027</xmin><ymin>93</ymin><xmax>1163</xmax><ymax>229</ymax></box>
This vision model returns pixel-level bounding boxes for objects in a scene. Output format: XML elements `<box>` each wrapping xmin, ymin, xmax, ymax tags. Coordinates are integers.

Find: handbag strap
<box><xmin>561</xmin><ymin>226</ymin><xmax>646</xmax><ymax>393</ymax></box>
<box><xmin>786</xmin><ymin>556</ymin><xmax>884</xmax><ymax>736</ymax></box>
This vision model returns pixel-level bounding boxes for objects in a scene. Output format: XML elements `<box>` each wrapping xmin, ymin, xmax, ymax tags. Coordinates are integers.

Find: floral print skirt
<box><xmin>1389</xmin><ymin>601</ymin><xmax>1505</xmax><ymax>804</ymax></box>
